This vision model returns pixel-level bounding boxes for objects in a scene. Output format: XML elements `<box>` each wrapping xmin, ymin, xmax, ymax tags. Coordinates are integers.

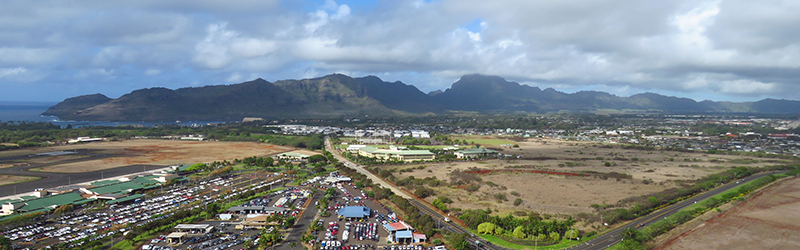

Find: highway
<box><xmin>567</xmin><ymin>170</ymin><xmax>786</xmax><ymax>250</ymax></box>
<box><xmin>324</xmin><ymin>137</ymin><xmax>503</xmax><ymax>250</ymax></box>
<box><xmin>325</xmin><ymin>137</ymin><xmax>783</xmax><ymax>250</ymax></box>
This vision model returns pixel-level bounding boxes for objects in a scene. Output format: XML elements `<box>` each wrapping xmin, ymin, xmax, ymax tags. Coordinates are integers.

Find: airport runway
<box><xmin>0</xmin><ymin>149</ymin><xmax>167</xmax><ymax>197</ymax></box>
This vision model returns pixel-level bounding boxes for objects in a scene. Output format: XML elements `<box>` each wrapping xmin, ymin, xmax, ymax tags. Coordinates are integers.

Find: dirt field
<box><xmin>382</xmin><ymin>138</ymin><xmax>782</xmax><ymax>218</ymax></box>
<box><xmin>0</xmin><ymin>175</ymin><xmax>39</xmax><ymax>186</ymax></box>
<box><xmin>16</xmin><ymin>139</ymin><xmax>293</xmax><ymax>173</ymax></box>
<box><xmin>658</xmin><ymin>177</ymin><xmax>800</xmax><ymax>250</ymax></box>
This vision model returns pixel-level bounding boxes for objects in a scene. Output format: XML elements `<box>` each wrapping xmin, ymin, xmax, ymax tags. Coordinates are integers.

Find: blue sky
<box><xmin>1</xmin><ymin>0</ymin><xmax>800</xmax><ymax>103</ymax></box>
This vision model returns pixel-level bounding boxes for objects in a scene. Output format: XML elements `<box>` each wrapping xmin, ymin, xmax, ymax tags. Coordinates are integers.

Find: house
<box><xmin>454</xmin><ymin>148</ymin><xmax>498</xmax><ymax>159</ymax></box>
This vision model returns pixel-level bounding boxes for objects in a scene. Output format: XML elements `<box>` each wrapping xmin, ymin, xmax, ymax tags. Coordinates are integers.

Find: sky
<box><xmin>1</xmin><ymin>0</ymin><xmax>799</xmax><ymax>103</ymax></box>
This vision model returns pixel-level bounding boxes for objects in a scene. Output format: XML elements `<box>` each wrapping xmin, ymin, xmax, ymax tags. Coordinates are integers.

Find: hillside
<box><xmin>44</xmin><ymin>74</ymin><xmax>800</xmax><ymax>121</ymax></box>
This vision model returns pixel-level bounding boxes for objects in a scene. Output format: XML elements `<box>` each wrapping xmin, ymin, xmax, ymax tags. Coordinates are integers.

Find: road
<box><xmin>324</xmin><ymin>137</ymin><xmax>503</xmax><ymax>250</ymax></box>
<box><xmin>276</xmin><ymin>191</ymin><xmax>322</xmax><ymax>250</ymax></box>
<box><xmin>567</xmin><ymin>170</ymin><xmax>787</xmax><ymax>250</ymax></box>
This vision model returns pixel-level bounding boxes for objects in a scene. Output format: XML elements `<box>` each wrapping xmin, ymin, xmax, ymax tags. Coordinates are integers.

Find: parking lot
<box><xmin>3</xmin><ymin>173</ymin><xmax>284</xmax><ymax>249</ymax></box>
<box><xmin>306</xmin><ymin>175</ymin><xmax>403</xmax><ymax>250</ymax></box>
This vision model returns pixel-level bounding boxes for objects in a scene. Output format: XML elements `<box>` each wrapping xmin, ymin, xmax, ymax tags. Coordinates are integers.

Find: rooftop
<box><xmin>457</xmin><ymin>148</ymin><xmax>498</xmax><ymax>154</ymax></box>
<box><xmin>174</xmin><ymin>224</ymin><xmax>213</xmax><ymax>229</ymax></box>
<box><xmin>13</xmin><ymin>192</ymin><xmax>85</xmax><ymax>212</ymax></box>
<box><xmin>88</xmin><ymin>181</ymin><xmax>147</xmax><ymax>195</ymax></box>
<box><xmin>278</xmin><ymin>152</ymin><xmax>311</xmax><ymax>157</ymax></box>
<box><xmin>337</xmin><ymin>206</ymin><xmax>371</xmax><ymax>218</ymax></box>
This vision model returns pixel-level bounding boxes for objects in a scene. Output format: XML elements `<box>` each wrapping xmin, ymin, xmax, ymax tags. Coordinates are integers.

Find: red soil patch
<box><xmin>465</xmin><ymin>169</ymin><xmax>588</xmax><ymax>177</ymax></box>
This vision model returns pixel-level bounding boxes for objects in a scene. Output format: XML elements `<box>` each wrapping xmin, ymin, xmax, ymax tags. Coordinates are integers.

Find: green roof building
<box><xmin>1</xmin><ymin>192</ymin><xmax>85</xmax><ymax>215</ymax></box>
<box><xmin>455</xmin><ymin>148</ymin><xmax>498</xmax><ymax>159</ymax></box>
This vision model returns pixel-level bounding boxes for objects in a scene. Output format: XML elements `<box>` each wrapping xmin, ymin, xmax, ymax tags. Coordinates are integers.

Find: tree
<box><xmin>477</xmin><ymin>222</ymin><xmax>498</xmax><ymax>235</ymax></box>
<box><xmin>565</xmin><ymin>229</ymin><xmax>580</xmax><ymax>240</ymax></box>
<box><xmin>313</xmin><ymin>165</ymin><xmax>326</xmax><ymax>173</ymax></box>
<box><xmin>536</xmin><ymin>233</ymin><xmax>548</xmax><ymax>241</ymax></box>
<box><xmin>0</xmin><ymin>235</ymin><xmax>11</xmax><ymax>250</ymax></box>
<box><xmin>549</xmin><ymin>231</ymin><xmax>561</xmax><ymax>242</ymax></box>
<box><xmin>432</xmin><ymin>198</ymin><xmax>447</xmax><ymax>211</ymax></box>
<box><xmin>448</xmin><ymin>233</ymin><xmax>470</xmax><ymax>250</ymax></box>
<box><xmin>621</xmin><ymin>228</ymin><xmax>651</xmax><ymax>243</ymax></box>
<box><xmin>512</xmin><ymin>226</ymin><xmax>526</xmax><ymax>239</ymax></box>
<box><xmin>309</xmin><ymin>154</ymin><xmax>328</xmax><ymax>164</ymax></box>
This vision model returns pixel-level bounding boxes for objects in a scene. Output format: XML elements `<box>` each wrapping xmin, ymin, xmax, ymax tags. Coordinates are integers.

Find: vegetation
<box><xmin>0</xmin><ymin>121</ymin><xmax>324</xmax><ymax>151</ymax></box>
<box><xmin>458</xmin><ymin>208</ymin><xmax>575</xmax><ymax>244</ymax></box>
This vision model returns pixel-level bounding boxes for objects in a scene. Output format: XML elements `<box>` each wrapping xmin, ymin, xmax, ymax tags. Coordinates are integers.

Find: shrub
<box><xmin>494</xmin><ymin>193</ymin><xmax>508</xmax><ymax>202</ymax></box>
<box><xmin>437</xmin><ymin>195</ymin><xmax>453</xmax><ymax>203</ymax></box>
<box><xmin>466</xmin><ymin>185</ymin><xmax>480</xmax><ymax>192</ymax></box>
<box><xmin>414</xmin><ymin>187</ymin><xmax>435</xmax><ymax>198</ymax></box>
<box><xmin>513</xmin><ymin>198</ymin><xmax>523</xmax><ymax>206</ymax></box>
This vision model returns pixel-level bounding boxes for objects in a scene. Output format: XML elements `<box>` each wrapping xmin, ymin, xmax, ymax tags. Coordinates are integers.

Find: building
<box><xmin>173</xmin><ymin>224</ymin><xmax>215</xmax><ymax>234</ymax></box>
<box><xmin>382</xmin><ymin>221</ymin><xmax>425</xmax><ymax>244</ymax></box>
<box><xmin>358</xmin><ymin>146</ymin><xmax>435</xmax><ymax>162</ymax></box>
<box><xmin>226</xmin><ymin>205</ymin><xmax>288</xmax><ymax>215</ymax></box>
<box><xmin>166</xmin><ymin>232</ymin><xmax>187</xmax><ymax>244</ymax></box>
<box><xmin>1</xmin><ymin>192</ymin><xmax>85</xmax><ymax>215</ymax></box>
<box><xmin>67</xmin><ymin>137</ymin><xmax>105</xmax><ymax>143</ymax></box>
<box><xmin>276</xmin><ymin>152</ymin><xmax>311</xmax><ymax>162</ymax></box>
<box><xmin>454</xmin><ymin>148</ymin><xmax>498</xmax><ymax>159</ymax></box>
<box><xmin>337</xmin><ymin>206</ymin><xmax>371</xmax><ymax>220</ymax></box>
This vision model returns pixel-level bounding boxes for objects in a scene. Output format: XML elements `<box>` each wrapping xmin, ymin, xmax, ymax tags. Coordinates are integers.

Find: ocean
<box><xmin>0</xmin><ymin>102</ymin><xmax>230</xmax><ymax>127</ymax></box>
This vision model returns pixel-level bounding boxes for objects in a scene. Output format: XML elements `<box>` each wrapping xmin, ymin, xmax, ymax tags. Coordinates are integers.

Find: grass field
<box><xmin>452</xmin><ymin>135</ymin><xmax>516</xmax><ymax>146</ymax></box>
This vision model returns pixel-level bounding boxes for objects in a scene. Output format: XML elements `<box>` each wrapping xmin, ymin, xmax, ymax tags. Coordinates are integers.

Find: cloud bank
<box><xmin>1</xmin><ymin>0</ymin><xmax>799</xmax><ymax>102</ymax></box>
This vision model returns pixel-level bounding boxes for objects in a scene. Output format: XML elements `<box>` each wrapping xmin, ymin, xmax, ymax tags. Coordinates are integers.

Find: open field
<box><xmin>7</xmin><ymin>139</ymin><xmax>294</xmax><ymax>173</ymax></box>
<box><xmin>658</xmin><ymin>177</ymin><xmax>800</xmax><ymax>250</ymax></box>
<box><xmin>451</xmin><ymin>135</ymin><xmax>517</xmax><ymax>146</ymax></box>
<box><xmin>382</xmin><ymin>137</ymin><xmax>787</xmax><ymax>219</ymax></box>
<box><xmin>0</xmin><ymin>175</ymin><xmax>39</xmax><ymax>186</ymax></box>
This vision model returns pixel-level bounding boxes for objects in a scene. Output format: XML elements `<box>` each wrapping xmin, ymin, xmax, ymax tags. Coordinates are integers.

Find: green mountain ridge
<box><xmin>43</xmin><ymin>74</ymin><xmax>800</xmax><ymax>121</ymax></box>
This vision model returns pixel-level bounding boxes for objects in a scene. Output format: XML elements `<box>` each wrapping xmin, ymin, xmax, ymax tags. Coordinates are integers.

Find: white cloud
<box><xmin>2</xmin><ymin>0</ymin><xmax>800</xmax><ymax>102</ymax></box>
<box><xmin>0</xmin><ymin>67</ymin><xmax>26</xmax><ymax>78</ymax></box>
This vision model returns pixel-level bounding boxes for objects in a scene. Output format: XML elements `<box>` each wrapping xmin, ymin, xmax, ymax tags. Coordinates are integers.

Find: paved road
<box><xmin>568</xmin><ymin>171</ymin><xmax>787</xmax><ymax>250</ymax></box>
<box><xmin>324</xmin><ymin>137</ymin><xmax>503</xmax><ymax>250</ymax></box>
<box><xmin>0</xmin><ymin>149</ymin><xmax>167</xmax><ymax>197</ymax></box>
<box><xmin>276</xmin><ymin>191</ymin><xmax>322</xmax><ymax>250</ymax></box>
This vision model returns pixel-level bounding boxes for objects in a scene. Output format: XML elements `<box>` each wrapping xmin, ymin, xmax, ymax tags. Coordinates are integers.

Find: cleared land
<box><xmin>658</xmin><ymin>177</ymin><xmax>800</xmax><ymax>250</ymax></box>
<box><xmin>0</xmin><ymin>175</ymin><xmax>39</xmax><ymax>186</ymax></box>
<box><xmin>383</xmin><ymin>138</ymin><xmax>782</xmax><ymax>219</ymax></box>
<box><xmin>17</xmin><ymin>139</ymin><xmax>292</xmax><ymax>173</ymax></box>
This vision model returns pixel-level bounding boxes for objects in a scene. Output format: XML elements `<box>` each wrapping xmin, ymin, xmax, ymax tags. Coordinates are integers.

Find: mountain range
<box><xmin>43</xmin><ymin>74</ymin><xmax>800</xmax><ymax>121</ymax></box>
